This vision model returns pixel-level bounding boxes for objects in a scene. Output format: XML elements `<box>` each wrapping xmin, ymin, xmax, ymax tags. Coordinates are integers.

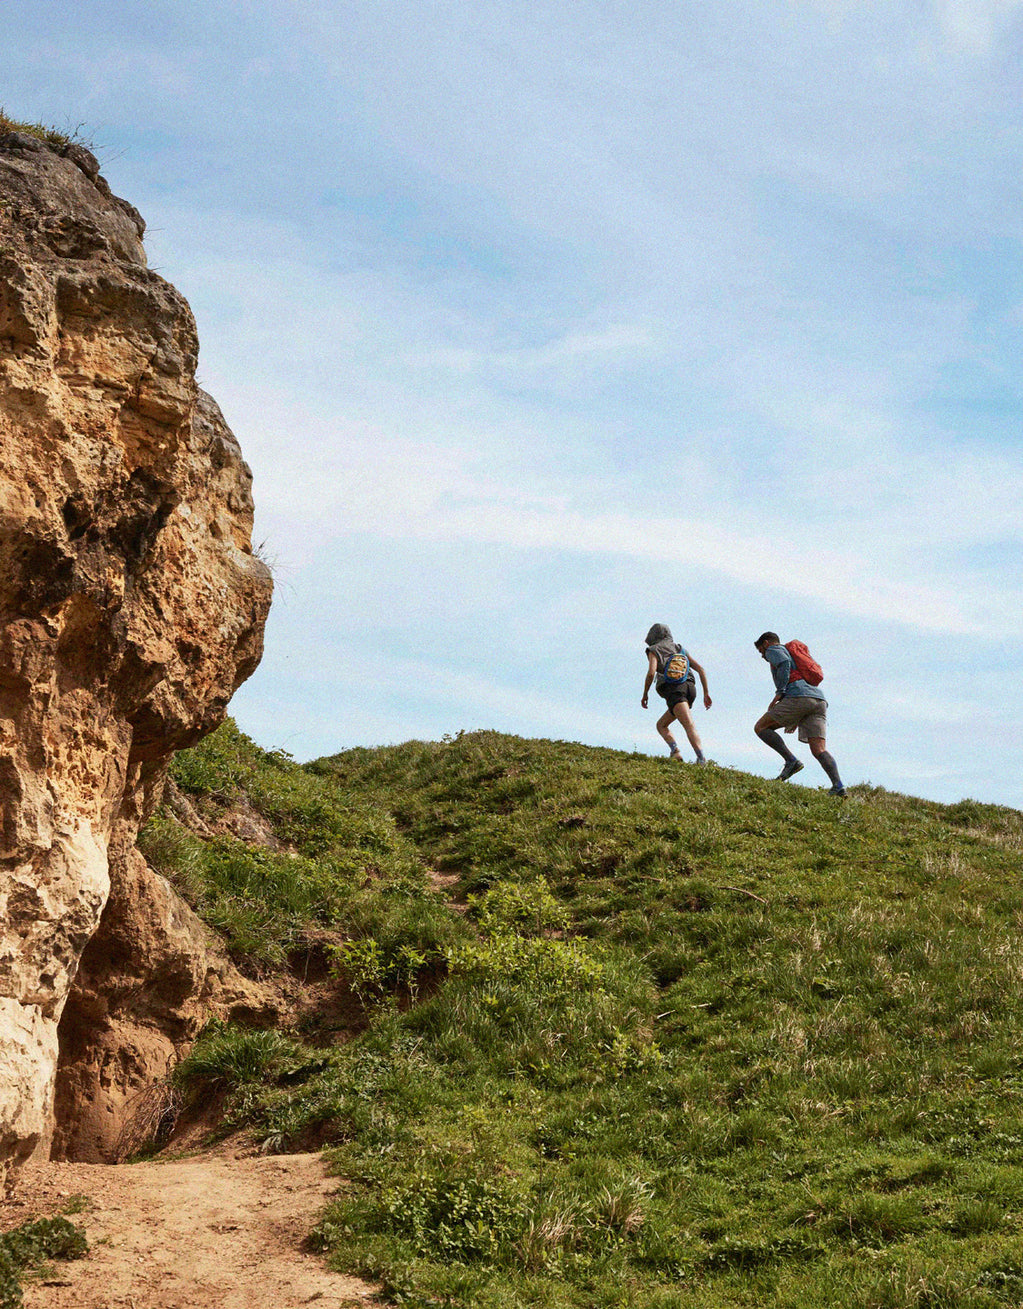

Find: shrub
<box><xmin>445</xmin><ymin>933</ymin><xmax>606</xmax><ymax>991</ymax></box>
<box><xmin>0</xmin><ymin>1216</ymin><xmax>87</xmax><ymax>1308</ymax></box>
<box><xmin>330</xmin><ymin>936</ymin><xmax>436</xmax><ymax>1004</ymax></box>
<box><xmin>382</xmin><ymin>1166</ymin><xmax>529</xmax><ymax>1264</ymax></box>
<box><xmin>468</xmin><ymin>878</ymin><xmax>570</xmax><ymax>937</ymax></box>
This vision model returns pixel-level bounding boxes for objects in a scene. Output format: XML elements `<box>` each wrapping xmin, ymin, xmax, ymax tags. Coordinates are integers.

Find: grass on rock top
<box><xmin>146</xmin><ymin>723</ymin><xmax>1023</xmax><ymax>1309</ymax></box>
<box><xmin>0</xmin><ymin>109</ymin><xmax>81</xmax><ymax>149</ymax></box>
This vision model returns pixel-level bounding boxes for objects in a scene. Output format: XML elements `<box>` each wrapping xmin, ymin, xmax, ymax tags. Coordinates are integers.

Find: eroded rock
<box><xmin>0</xmin><ymin>134</ymin><xmax>273</xmax><ymax>1177</ymax></box>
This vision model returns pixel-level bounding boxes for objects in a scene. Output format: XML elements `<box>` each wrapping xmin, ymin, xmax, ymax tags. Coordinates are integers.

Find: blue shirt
<box><xmin>764</xmin><ymin>644</ymin><xmax>826</xmax><ymax>702</ymax></box>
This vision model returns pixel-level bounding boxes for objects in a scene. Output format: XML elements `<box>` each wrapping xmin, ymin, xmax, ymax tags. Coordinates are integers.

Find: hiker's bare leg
<box><xmin>672</xmin><ymin>702</ymin><xmax>703</xmax><ymax>758</ymax></box>
<box><xmin>656</xmin><ymin>710</ymin><xmax>683</xmax><ymax>760</ymax></box>
<box><xmin>809</xmin><ymin>735</ymin><xmax>844</xmax><ymax>788</ymax></box>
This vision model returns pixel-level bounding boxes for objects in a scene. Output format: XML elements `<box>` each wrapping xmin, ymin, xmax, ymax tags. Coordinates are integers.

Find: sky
<box><xmin>4</xmin><ymin>1</ymin><xmax>1022</xmax><ymax>806</ymax></box>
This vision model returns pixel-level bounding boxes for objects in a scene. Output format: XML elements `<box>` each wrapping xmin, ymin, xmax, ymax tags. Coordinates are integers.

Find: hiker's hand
<box><xmin>641</xmin><ymin>695</ymin><xmax>648</xmax><ymax>709</ymax></box>
<box><xmin>703</xmin><ymin>694</ymin><xmax>712</xmax><ymax>709</ymax></box>
<box><xmin>784</xmin><ymin>725</ymin><xmax>796</xmax><ymax>734</ymax></box>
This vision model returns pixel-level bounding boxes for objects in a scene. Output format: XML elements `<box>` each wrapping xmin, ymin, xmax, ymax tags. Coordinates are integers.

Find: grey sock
<box><xmin>816</xmin><ymin>751</ymin><xmax>843</xmax><ymax>787</ymax></box>
<box><xmin>757</xmin><ymin>727</ymin><xmax>796</xmax><ymax>762</ymax></box>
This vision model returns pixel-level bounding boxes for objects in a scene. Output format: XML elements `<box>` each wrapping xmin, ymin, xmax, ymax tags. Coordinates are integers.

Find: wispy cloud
<box><xmin>421</xmin><ymin>323</ymin><xmax>664</xmax><ymax>376</ymax></box>
<box><xmin>930</xmin><ymin>0</ymin><xmax>1023</xmax><ymax>54</ymax></box>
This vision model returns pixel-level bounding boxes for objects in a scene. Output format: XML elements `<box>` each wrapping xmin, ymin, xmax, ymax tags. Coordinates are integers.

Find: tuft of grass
<box><xmin>948</xmin><ymin>1200</ymin><xmax>1005</xmax><ymax>1237</ymax></box>
<box><xmin>0</xmin><ymin>109</ymin><xmax>87</xmax><ymax>151</ymax></box>
<box><xmin>173</xmin><ymin>1023</ymin><xmax>311</xmax><ymax>1093</ymax></box>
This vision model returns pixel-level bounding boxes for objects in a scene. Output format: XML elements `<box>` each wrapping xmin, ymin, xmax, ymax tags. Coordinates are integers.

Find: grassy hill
<box><xmin>142</xmin><ymin>721</ymin><xmax>1023</xmax><ymax>1309</ymax></box>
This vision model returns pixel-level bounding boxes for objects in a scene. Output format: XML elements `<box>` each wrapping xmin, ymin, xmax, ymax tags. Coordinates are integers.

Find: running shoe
<box><xmin>778</xmin><ymin>759</ymin><xmax>804</xmax><ymax>781</ymax></box>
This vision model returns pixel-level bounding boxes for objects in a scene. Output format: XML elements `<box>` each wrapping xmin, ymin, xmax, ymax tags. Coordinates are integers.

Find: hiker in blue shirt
<box><xmin>753</xmin><ymin>631</ymin><xmax>846</xmax><ymax>796</ymax></box>
<box><xmin>641</xmin><ymin>623</ymin><xmax>712</xmax><ymax>764</ymax></box>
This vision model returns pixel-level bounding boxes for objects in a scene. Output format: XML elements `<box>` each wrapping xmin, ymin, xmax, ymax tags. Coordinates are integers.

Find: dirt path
<box><xmin>6</xmin><ymin>1150</ymin><xmax>380</xmax><ymax>1309</ymax></box>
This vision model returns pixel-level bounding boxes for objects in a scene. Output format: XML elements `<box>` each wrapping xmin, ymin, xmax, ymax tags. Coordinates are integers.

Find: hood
<box><xmin>645</xmin><ymin>624</ymin><xmax>672</xmax><ymax>646</ymax></box>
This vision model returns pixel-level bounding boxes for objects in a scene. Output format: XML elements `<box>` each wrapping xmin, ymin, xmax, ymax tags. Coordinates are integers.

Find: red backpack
<box><xmin>785</xmin><ymin>640</ymin><xmax>823</xmax><ymax>686</ymax></box>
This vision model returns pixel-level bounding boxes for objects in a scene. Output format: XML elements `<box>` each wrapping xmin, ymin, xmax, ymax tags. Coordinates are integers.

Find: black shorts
<box><xmin>659</xmin><ymin>680</ymin><xmax>696</xmax><ymax>711</ymax></box>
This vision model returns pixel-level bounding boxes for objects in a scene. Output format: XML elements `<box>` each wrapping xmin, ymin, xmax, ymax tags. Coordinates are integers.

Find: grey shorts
<box><xmin>768</xmin><ymin>695</ymin><xmax>827</xmax><ymax>742</ymax></box>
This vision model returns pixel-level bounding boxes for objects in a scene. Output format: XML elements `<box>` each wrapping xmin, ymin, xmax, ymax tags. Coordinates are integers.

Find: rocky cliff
<box><xmin>0</xmin><ymin>130</ymin><xmax>273</xmax><ymax>1177</ymax></box>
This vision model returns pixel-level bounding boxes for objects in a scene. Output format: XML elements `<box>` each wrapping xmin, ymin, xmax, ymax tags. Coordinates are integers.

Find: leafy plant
<box><xmin>330</xmin><ymin>936</ymin><xmax>434</xmax><ymax>1003</ymax></box>
<box><xmin>0</xmin><ymin>1217</ymin><xmax>87</xmax><ymax>1308</ymax></box>
<box><xmin>468</xmin><ymin>877</ymin><xmax>570</xmax><ymax>936</ymax></box>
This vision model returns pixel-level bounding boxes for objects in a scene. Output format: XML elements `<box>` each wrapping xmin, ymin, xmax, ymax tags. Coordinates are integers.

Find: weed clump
<box><xmin>0</xmin><ymin>1217</ymin><xmax>87</xmax><ymax>1308</ymax></box>
<box><xmin>174</xmin><ymin>1024</ymin><xmax>310</xmax><ymax>1093</ymax></box>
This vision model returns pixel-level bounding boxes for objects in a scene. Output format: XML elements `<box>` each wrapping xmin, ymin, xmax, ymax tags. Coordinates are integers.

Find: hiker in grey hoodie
<box><xmin>641</xmin><ymin>623</ymin><xmax>712</xmax><ymax>764</ymax></box>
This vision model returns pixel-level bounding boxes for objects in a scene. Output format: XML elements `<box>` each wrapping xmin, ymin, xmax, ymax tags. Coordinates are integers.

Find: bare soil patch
<box><xmin>6</xmin><ymin>1147</ymin><xmax>379</xmax><ymax>1309</ymax></box>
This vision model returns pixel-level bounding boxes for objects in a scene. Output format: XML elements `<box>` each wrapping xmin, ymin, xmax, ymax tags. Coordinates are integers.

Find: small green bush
<box><xmin>468</xmin><ymin>878</ymin><xmax>570</xmax><ymax>937</ymax></box>
<box><xmin>445</xmin><ymin>933</ymin><xmax>605</xmax><ymax>990</ymax></box>
<box><xmin>0</xmin><ymin>1216</ymin><xmax>87</xmax><ymax>1308</ymax></box>
<box><xmin>380</xmin><ymin>1163</ymin><xmax>530</xmax><ymax>1264</ymax></box>
<box><xmin>330</xmin><ymin>936</ymin><xmax>436</xmax><ymax>1003</ymax></box>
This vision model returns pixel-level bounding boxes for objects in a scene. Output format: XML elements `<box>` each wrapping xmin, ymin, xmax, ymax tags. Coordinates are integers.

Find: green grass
<box><xmin>140</xmin><ymin>720</ymin><xmax>458</xmax><ymax>971</ymax></box>
<box><xmin>153</xmin><ymin>723</ymin><xmax>1023</xmax><ymax>1308</ymax></box>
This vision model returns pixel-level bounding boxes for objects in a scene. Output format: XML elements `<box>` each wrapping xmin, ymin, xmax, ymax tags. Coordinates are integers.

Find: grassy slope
<box><xmin>147</xmin><ymin>723</ymin><xmax>1023</xmax><ymax>1309</ymax></box>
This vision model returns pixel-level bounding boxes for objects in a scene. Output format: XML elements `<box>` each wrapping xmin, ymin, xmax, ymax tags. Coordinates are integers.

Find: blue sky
<box><xmin>5</xmin><ymin>1</ymin><xmax>1023</xmax><ymax>805</ymax></box>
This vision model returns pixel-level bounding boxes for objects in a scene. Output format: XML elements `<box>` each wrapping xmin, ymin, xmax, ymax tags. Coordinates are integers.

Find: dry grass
<box><xmin>113</xmin><ymin>1081</ymin><xmax>182</xmax><ymax>1162</ymax></box>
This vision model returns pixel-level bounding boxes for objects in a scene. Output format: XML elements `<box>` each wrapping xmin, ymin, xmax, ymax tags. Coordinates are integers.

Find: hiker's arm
<box><xmin>689</xmin><ymin>658</ymin><xmax>712</xmax><ymax>709</ymax></box>
<box><xmin>641</xmin><ymin>652</ymin><xmax>657</xmax><ymax>708</ymax></box>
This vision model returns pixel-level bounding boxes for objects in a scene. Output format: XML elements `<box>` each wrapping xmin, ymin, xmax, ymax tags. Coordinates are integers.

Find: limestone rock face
<box><xmin>0</xmin><ymin>132</ymin><xmax>273</xmax><ymax>1178</ymax></box>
